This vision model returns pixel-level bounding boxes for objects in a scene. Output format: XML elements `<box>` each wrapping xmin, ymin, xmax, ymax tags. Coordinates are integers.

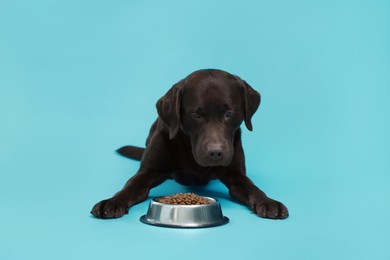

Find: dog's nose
<box><xmin>207</xmin><ymin>144</ymin><xmax>223</xmax><ymax>160</ymax></box>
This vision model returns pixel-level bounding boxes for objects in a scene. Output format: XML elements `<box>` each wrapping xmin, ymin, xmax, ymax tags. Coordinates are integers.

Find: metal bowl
<box><xmin>140</xmin><ymin>196</ymin><xmax>229</xmax><ymax>228</ymax></box>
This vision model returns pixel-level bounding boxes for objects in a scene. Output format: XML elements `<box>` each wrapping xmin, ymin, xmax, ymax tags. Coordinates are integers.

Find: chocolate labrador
<box><xmin>91</xmin><ymin>69</ymin><xmax>289</xmax><ymax>219</ymax></box>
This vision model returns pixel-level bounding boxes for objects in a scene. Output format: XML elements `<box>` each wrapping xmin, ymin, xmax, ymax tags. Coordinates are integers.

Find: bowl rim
<box><xmin>151</xmin><ymin>196</ymin><xmax>218</xmax><ymax>207</ymax></box>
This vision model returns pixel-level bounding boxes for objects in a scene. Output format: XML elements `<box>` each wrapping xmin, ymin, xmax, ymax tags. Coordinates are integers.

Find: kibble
<box><xmin>157</xmin><ymin>193</ymin><xmax>211</xmax><ymax>205</ymax></box>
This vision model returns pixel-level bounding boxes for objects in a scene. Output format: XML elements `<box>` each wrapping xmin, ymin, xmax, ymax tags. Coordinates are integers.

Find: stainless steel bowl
<box><xmin>140</xmin><ymin>196</ymin><xmax>229</xmax><ymax>228</ymax></box>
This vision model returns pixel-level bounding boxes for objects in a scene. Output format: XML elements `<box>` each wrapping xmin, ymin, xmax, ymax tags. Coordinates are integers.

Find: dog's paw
<box><xmin>251</xmin><ymin>198</ymin><xmax>289</xmax><ymax>219</ymax></box>
<box><xmin>91</xmin><ymin>198</ymin><xmax>129</xmax><ymax>219</ymax></box>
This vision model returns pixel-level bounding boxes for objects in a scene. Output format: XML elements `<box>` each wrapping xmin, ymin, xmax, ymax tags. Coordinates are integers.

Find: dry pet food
<box><xmin>157</xmin><ymin>193</ymin><xmax>211</xmax><ymax>205</ymax></box>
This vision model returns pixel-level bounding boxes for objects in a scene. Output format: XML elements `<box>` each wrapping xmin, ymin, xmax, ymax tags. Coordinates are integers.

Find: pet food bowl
<box><xmin>140</xmin><ymin>196</ymin><xmax>229</xmax><ymax>228</ymax></box>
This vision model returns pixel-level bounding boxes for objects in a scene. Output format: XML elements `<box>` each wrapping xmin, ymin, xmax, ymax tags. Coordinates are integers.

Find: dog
<box><xmin>91</xmin><ymin>69</ymin><xmax>289</xmax><ymax>219</ymax></box>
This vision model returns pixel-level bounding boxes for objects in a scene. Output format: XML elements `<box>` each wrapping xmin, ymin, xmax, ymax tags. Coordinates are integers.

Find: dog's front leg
<box><xmin>91</xmin><ymin>169</ymin><xmax>168</xmax><ymax>219</ymax></box>
<box><xmin>216</xmin><ymin>172</ymin><xmax>289</xmax><ymax>219</ymax></box>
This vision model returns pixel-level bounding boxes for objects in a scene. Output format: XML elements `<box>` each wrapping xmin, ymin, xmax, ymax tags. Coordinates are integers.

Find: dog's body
<box><xmin>91</xmin><ymin>69</ymin><xmax>288</xmax><ymax>219</ymax></box>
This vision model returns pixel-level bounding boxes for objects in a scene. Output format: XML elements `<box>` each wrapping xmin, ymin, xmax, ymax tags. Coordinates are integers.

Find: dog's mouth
<box><xmin>192</xmin><ymin>150</ymin><xmax>233</xmax><ymax>167</ymax></box>
<box><xmin>196</xmin><ymin>160</ymin><xmax>230</xmax><ymax>167</ymax></box>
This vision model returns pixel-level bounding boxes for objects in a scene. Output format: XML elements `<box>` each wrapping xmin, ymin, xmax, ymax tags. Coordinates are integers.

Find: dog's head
<box><xmin>157</xmin><ymin>69</ymin><xmax>260</xmax><ymax>167</ymax></box>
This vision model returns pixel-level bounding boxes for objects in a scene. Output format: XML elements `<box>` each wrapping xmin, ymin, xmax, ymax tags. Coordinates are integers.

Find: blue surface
<box><xmin>1</xmin><ymin>0</ymin><xmax>390</xmax><ymax>259</ymax></box>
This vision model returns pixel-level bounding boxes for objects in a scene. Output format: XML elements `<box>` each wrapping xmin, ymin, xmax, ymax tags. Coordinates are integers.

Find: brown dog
<box><xmin>91</xmin><ymin>69</ymin><xmax>288</xmax><ymax>219</ymax></box>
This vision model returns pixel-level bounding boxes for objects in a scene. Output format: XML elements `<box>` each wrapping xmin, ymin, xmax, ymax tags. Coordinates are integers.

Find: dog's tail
<box><xmin>116</xmin><ymin>145</ymin><xmax>145</xmax><ymax>161</ymax></box>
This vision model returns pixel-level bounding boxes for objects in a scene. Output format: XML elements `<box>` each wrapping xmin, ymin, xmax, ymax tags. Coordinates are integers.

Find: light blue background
<box><xmin>1</xmin><ymin>0</ymin><xmax>389</xmax><ymax>259</ymax></box>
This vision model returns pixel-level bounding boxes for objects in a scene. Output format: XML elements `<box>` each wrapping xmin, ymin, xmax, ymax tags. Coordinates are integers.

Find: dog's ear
<box><xmin>156</xmin><ymin>81</ymin><xmax>184</xmax><ymax>139</ymax></box>
<box><xmin>237</xmin><ymin>77</ymin><xmax>261</xmax><ymax>131</ymax></box>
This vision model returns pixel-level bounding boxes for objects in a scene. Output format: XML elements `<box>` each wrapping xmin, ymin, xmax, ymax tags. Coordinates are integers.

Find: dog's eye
<box><xmin>190</xmin><ymin>113</ymin><xmax>202</xmax><ymax>119</ymax></box>
<box><xmin>225</xmin><ymin>111</ymin><xmax>237</xmax><ymax>118</ymax></box>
